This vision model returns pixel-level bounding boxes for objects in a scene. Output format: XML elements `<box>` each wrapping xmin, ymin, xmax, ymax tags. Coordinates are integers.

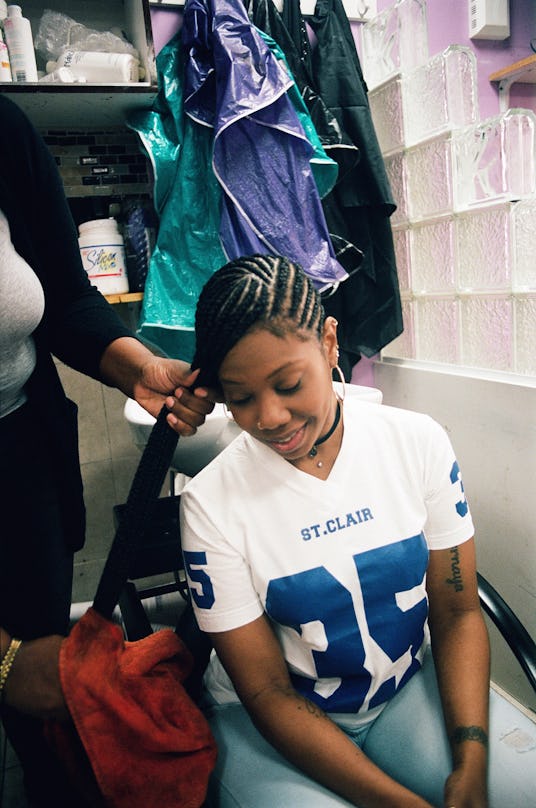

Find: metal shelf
<box><xmin>489</xmin><ymin>54</ymin><xmax>536</xmax><ymax>112</ymax></box>
<box><xmin>0</xmin><ymin>83</ymin><xmax>158</xmax><ymax>128</ymax></box>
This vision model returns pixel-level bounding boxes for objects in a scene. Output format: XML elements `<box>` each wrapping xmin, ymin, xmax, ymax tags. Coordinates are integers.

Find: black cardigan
<box><xmin>0</xmin><ymin>95</ymin><xmax>133</xmax><ymax>550</ymax></box>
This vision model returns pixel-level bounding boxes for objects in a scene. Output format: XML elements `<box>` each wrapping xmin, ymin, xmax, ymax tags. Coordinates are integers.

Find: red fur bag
<box><xmin>46</xmin><ymin>608</ymin><xmax>216</xmax><ymax>807</ymax></box>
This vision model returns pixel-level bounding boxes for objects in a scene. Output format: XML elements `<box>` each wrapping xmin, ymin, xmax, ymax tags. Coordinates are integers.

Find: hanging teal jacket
<box><xmin>129</xmin><ymin>2</ymin><xmax>344</xmax><ymax>361</ymax></box>
<box><xmin>128</xmin><ymin>34</ymin><xmax>226</xmax><ymax>362</ymax></box>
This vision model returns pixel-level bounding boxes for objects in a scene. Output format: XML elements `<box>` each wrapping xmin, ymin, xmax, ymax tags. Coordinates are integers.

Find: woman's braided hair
<box><xmin>191</xmin><ymin>254</ymin><xmax>325</xmax><ymax>390</ymax></box>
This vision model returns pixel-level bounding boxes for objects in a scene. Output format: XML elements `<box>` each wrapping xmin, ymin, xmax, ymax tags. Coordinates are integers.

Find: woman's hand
<box><xmin>443</xmin><ymin>762</ymin><xmax>488</xmax><ymax>808</ymax></box>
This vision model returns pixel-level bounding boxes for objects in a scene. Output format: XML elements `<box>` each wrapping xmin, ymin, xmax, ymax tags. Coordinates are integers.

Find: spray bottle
<box><xmin>0</xmin><ymin>28</ymin><xmax>12</xmax><ymax>81</ymax></box>
<box><xmin>3</xmin><ymin>5</ymin><xmax>37</xmax><ymax>82</ymax></box>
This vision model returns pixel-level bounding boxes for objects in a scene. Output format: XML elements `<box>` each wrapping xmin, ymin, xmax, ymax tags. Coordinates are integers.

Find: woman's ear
<box><xmin>321</xmin><ymin>317</ymin><xmax>339</xmax><ymax>367</ymax></box>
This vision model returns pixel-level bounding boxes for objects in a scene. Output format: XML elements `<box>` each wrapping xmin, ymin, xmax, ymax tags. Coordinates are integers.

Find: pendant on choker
<box><xmin>308</xmin><ymin>446</ymin><xmax>324</xmax><ymax>468</ymax></box>
<box><xmin>308</xmin><ymin>401</ymin><xmax>341</xmax><ymax>467</ymax></box>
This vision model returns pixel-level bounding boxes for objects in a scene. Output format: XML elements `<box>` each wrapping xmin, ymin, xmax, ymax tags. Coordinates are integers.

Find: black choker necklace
<box><xmin>309</xmin><ymin>401</ymin><xmax>341</xmax><ymax>461</ymax></box>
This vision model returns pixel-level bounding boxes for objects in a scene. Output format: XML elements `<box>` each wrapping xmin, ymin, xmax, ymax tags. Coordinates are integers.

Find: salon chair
<box><xmin>116</xmin><ymin>493</ymin><xmax>211</xmax><ymax>701</ymax></box>
<box><xmin>477</xmin><ymin>572</ymin><xmax>536</xmax><ymax>693</ymax></box>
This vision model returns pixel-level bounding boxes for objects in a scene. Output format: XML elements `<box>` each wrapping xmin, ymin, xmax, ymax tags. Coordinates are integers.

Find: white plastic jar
<box><xmin>78</xmin><ymin>218</ymin><xmax>129</xmax><ymax>295</ymax></box>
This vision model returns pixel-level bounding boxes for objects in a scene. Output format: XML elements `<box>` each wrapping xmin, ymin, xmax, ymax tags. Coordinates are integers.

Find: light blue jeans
<box><xmin>203</xmin><ymin>652</ymin><xmax>536</xmax><ymax>807</ymax></box>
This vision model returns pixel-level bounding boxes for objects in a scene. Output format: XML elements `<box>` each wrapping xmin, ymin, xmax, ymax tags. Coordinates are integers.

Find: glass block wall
<box><xmin>360</xmin><ymin>0</ymin><xmax>536</xmax><ymax>377</ymax></box>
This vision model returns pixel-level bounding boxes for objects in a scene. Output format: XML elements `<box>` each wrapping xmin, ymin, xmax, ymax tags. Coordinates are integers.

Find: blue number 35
<box><xmin>186</xmin><ymin>534</ymin><xmax>429</xmax><ymax>713</ymax></box>
<box><xmin>265</xmin><ymin>533</ymin><xmax>429</xmax><ymax>713</ymax></box>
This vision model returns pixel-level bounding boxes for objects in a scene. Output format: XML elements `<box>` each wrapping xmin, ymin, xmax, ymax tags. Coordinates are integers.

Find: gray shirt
<box><xmin>0</xmin><ymin>208</ymin><xmax>45</xmax><ymax>418</ymax></box>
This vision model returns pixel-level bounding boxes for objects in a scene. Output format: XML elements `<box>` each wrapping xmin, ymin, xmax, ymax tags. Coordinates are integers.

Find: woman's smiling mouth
<box><xmin>265</xmin><ymin>423</ymin><xmax>307</xmax><ymax>455</ymax></box>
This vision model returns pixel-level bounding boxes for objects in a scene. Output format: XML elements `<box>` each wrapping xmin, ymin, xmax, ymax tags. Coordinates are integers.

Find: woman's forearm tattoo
<box><xmin>296</xmin><ymin>693</ymin><xmax>328</xmax><ymax>720</ymax></box>
<box><xmin>445</xmin><ymin>546</ymin><xmax>464</xmax><ymax>592</ymax></box>
<box><xmin>451</xmin><ymin>725</ymin><xmax>488</xmax><ymax>748</ymax></box>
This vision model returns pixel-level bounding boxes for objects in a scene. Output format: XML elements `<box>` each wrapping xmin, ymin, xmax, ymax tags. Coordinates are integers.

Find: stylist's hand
<box><xmin>3</xmin><ymin>635</ymin><xmax>69</xmax><ymax>721</ymax></box>
<box><xmin>133</xmin><ymin>358</ymin><xmax>216</xmax><ymax>436</ymax></box>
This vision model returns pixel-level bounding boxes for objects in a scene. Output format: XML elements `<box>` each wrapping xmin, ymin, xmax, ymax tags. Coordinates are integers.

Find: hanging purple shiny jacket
<box><xmin>182</xmin><ymin>0</ymin><xmax>347</xmax><ymax>292</ymax></box>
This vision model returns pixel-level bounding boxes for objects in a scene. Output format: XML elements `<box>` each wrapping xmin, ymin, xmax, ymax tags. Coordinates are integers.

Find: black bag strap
<box><xmin>93</xmin><ymin>405</ymin><xmax>179</xmax><ymax>620</ymax></box>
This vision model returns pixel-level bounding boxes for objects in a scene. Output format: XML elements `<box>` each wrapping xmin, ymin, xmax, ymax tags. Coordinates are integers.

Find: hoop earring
<box><xmin>333</xmin><ymin>365</ymin><xmax>346</xmax><ymax>402</ymax></box>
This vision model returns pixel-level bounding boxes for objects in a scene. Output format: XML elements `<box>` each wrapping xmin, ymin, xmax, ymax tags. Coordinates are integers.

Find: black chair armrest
<box><xmin>477</xmin><ymin>572</ymin><xmax>536</xmax><ymax>693</ymax></box>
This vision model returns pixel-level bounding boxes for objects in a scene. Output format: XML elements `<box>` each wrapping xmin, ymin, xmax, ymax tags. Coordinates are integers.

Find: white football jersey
<box><xmin>180</xmin><ymin>398</ymin><xmax>474</xmax><ymax>718</ymax></box>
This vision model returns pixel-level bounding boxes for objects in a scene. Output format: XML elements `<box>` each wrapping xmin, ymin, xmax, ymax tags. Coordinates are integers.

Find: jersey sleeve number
<box><xmin>183</xmin><ymin>550</ymin><xmax>215</xmax><ymax>609</ymax></box>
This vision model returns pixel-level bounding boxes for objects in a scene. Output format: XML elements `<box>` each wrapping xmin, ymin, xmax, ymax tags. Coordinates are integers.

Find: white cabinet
<box><xmin>0</xmin><ymin>0</ymin><xmax>157</xmax><ymax>126</ymax></box>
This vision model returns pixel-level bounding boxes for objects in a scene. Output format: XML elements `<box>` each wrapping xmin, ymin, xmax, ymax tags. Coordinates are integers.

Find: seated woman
<box><xmin>180</xmin><ymin>253</ymin><xmax>535</xmax><ymax>808</ymax></box>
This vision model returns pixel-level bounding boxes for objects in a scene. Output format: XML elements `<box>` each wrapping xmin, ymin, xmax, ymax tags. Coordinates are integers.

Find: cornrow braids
<box><xmin>191</xmin><ymin>254</ymin><xmax>325</xmax><ymax>390</ymax></box>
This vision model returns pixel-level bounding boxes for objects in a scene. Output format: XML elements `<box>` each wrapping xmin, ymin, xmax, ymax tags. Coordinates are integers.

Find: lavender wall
<box><xmin>375</xmin><ymin>0</ymin><xmax>536</xmax><ymax>118</ymax></box>
<box><xmin>149</xmin><ymin>7</ymin><xmax>183</xmax><ymax>54</ymax></box>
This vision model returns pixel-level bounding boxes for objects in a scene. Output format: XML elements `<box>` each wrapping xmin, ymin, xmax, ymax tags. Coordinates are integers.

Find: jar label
<box><xmin>80</xmin><ymin>243</ymin><xmax>126</xmax><ymax>278</ymax></box>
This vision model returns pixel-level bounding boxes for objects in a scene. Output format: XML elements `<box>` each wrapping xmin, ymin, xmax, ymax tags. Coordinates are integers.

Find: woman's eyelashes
<box><xmin>277</xmin><ymin>380</ymin><xmax>301</xmax><ymax>396</ymax></box>
<box><xmin>227</xmin><ymin>380</ymin><xmax>302</xmax><ymax>407</ymax></box>
<box><xmin>228</xmin><ymin>394</ymin><xmax>252</xmax><ymax>407</ymax></box>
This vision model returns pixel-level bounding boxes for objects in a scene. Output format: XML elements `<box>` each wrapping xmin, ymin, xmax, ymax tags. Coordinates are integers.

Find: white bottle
<box><xmin>3</xmin><ymin>5</ymin><xmax>37</xmax><ymax>82</ymax></box>
<box><xmin>0</xmin><ymin>29</ymin><xmax>12</xmax><ymax>81</ymax></box>
<box><xmin>78</xmin><ymin>219</ymin><xmax>129</xmax><ymax>296</ymax></box>
<box><xmin>47</xmin><ymin>51</ymin><xmax>140</xmax><ymax>84</ymax></box>
<box><xmin>38</xmin><ymin>67</ymin><xmax>77</xmax><ymax>84</ymax></box>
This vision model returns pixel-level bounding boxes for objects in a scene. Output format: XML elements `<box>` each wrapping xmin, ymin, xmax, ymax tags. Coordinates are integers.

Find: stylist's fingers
<box><xmin>165</xmin><ymin>387</ymin><xmax>216</xmax><ymax>435</ymax></box>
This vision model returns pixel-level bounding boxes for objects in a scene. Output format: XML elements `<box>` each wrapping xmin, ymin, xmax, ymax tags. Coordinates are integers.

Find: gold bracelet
<box><xmin>0</xmin><ymin>637</ymin><xmax>23</xmax><ymax>697</ymax></box>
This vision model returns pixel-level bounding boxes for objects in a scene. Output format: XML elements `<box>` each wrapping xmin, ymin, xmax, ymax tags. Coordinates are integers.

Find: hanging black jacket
<box><xmin>250</xmin><ymin>0</ymin><xmax>402</xmax><ymax>376</ymax></box>
<box><xmin>247</xmin><ymin>0</ymin><xmax>360</xmax><ymax>178</ymax></box>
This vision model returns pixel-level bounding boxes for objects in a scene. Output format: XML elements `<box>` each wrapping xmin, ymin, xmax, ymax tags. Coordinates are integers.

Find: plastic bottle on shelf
<box><xmin>38</xmin><ymin>67</ymin><xmax>79</xmax><ymax>84</ymax></box>
<box><xmin>3</xmin><ymin>5</ymin><xmax>37</xmax><ymax>82</ymax></box>
<box><xmin>46</xmin><ymin>51</ymin><xmax>140</xmax><ymax>84</ymax></box>
<box><xmin>78</xmin><ymin>218</ymin><xmax>129</xmax><ymax>296</ymax></box>
<box><xmin>0</xmin><ymin>29</ymin><xmax>12</xmax><ymax>81</ymax></box>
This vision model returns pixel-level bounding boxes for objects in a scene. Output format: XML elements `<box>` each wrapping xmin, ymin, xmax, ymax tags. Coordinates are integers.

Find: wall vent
<box><xmin>469</xmin><ymin>0</ymin><xmax>510</xmax><ymax>41</ymax></box>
